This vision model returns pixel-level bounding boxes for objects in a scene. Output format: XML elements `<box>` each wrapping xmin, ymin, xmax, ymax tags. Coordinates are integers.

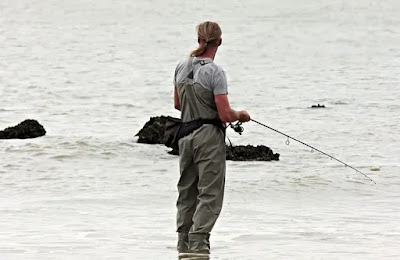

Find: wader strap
<box><xmin>187</xmin><ymin>57</ymin><xmax>194</xmax><ymax>80</ymax></box>
<box><xmin>187</xmin><ymin>58</ymin><xmax>212</xmax><ymax>80</ymax></box>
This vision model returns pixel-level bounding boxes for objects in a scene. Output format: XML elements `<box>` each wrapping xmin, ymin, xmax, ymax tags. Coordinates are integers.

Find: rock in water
<box><xmin>0</xmin><ymin>119</ymin><xmax>46</xmax><ymax>139</ymax></box>
<box><xmin>311</xmin><ymin>104</ymin><xmax>325</xmax><ymax>108</ymax></box>
<box><xmin>137</xmin><ymin>116</ymin><xmax>280</xmax><ymax>161</ymax></box>
<box><xmin>226</xmin><ymin>145</ymin><xmax>279</xmax><ymax>161</ymax></box>
<box><xmin>135</xmin><ymin>116</ymin><xmax>168</xmax><ymax>144</ymax></box>
<box><xmin>169</xmin><ymin>145</ymin><xmax>279</xmax><ymax>161</ymax></box>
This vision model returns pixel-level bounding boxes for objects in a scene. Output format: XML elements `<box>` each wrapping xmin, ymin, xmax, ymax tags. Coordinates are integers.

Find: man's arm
<box><xmin>214</xmin><ymin>94</ymin><xmax>250</xmax><ymax>122</ymax></box>
<box><xmin>174</xmin><ymin>87</ymin><xmax>181</xmax><ymax>111</ymax></box>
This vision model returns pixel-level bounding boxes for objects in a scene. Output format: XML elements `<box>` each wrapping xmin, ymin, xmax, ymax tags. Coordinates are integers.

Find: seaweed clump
<box><xmin>226</xmin><ymin>145</ymin><xmax>279</xmax><ymax>161</ymax></box>
<box><xmin>135</xmin><ymin>116</ymin><xmax>168</xmax><ymax>144</ymax></box>
<box><xmin>0</xmin><ymin>119</ymin><xmax>46</xmax><ymax>139</ymax></box>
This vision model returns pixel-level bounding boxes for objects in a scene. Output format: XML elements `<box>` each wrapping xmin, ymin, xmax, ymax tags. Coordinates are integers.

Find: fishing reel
<box><xmin>230</xmin><ymin>122</ymin><xmax>244</xmax><ymax>135</ymax></box>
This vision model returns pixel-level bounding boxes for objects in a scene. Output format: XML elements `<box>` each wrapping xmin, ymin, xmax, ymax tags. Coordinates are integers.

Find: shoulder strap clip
<box><xmin>200</xmin><ymin>59</ymin><xmax>212</xmax><ymax>66</ymax></box>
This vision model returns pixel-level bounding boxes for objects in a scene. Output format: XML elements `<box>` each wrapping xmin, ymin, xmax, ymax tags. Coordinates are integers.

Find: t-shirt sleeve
<box><xmin>173</xmin><ymin>61</ymin><xmax>184</xmax><ymax>86</ymax></box>
<box><xmin>212</xmin><ymin>70</ymin><xmax>228</xmax><ymax>95</ymax></box>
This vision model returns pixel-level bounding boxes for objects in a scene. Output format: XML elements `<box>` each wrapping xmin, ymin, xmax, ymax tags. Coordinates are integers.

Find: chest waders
<box><xmin>176</xmin><ymin>58</ymin><xmax>226</xmax><ymax>255</ymax></box>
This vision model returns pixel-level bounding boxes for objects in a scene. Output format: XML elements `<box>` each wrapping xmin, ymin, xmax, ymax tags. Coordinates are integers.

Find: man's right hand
<box><xmin>238</xmin><ymin>110</ymin><xmax>250</xmax><ymax>122</ymax></box>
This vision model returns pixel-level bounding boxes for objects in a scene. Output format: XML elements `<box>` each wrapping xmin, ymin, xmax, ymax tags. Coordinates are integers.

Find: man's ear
<box><xmin>218</xmin><ymin>38</ymin><xmax>222</xmax><ymax>46</ymax></box>
<box><xmin>198</xmin><ymin>37</ymin><xmax>201</xmax><ymax>44</ymax></box>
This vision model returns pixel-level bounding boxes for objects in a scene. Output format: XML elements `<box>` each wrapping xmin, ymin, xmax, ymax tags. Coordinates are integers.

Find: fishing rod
<box><xmin>230</xmin><ymin>119</ymin><xmax>376</xmax><ymax>184</ymax></box>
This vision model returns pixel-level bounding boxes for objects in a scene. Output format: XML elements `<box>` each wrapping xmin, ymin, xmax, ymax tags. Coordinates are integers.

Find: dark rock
<box><xmin>226</xmin><ymin>145</ymin><xmax>279</xmax><ymax>161</ymax></box>
<box><xmin>135</xmin><ymin>116</ymin><xmax>168</xmax><ymax>144</ymax></box>
<box><xmin>137</xmin><ymin>116</ymin><xmax>279</xmax><ymax>161</ymax></box>
<box><xmin>0</xmin><ymin>119</ymin><xmax>46</xmax><ymax>139</ymax></box>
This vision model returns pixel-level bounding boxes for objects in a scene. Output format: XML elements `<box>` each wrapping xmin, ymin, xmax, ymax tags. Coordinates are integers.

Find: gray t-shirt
<box><xmin>174</xmin><ymin>57</ymin><xmax>228</xmax><ymax>95</ymax></box>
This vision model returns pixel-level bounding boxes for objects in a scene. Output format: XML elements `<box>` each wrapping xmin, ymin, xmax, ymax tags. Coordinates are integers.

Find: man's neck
<box><xmin>197</xmin><ymin>48</ymin><xmax>217</xmax><ymax>60</ymax></box>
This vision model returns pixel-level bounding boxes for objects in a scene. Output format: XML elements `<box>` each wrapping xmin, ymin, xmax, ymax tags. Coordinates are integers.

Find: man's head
<box><xmin>191</xmin><ymin>21</ymin><xmax>222</xmax><ymax>57</ymax></box>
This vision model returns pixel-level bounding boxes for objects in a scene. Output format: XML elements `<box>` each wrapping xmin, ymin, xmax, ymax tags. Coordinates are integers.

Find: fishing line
<box><xmin>249</xmin><ymin>119</ymin><xmax>376</xmax><ymax>184</ymax></box>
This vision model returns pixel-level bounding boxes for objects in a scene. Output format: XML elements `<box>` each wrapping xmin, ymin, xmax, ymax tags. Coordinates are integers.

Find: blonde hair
<box><xmin>190</xmin><ymin>21</ymin><xmax>222</xmax><ymax>57</ymax></box>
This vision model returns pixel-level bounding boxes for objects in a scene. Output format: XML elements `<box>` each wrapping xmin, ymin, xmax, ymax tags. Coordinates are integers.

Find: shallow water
<box><xmin>1</xmin><ymin>0</ymin><xmax>400</xmax><ymax>259</ymax></box>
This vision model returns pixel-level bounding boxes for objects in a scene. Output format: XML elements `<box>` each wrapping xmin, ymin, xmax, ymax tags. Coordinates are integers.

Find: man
<box><xmin>174</xmin><ymin>21</ymin><xmax>251</xmax><ymax>257</ymax></box>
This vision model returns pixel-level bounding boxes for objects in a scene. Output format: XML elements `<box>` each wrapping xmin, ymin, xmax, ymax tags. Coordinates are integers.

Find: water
<box><xmin>1</xmin><ymin>0</ymin><xmax>399</xmax><ymax>259</ymax></box>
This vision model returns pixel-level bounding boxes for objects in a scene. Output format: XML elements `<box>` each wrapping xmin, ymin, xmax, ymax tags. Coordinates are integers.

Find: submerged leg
<box><xmin>190</xmin><ymin>126</ymin><xmax>226</xmax><ymax>253</ymax></box>
<box><xmin>176</xmin><ymin>163</ymin><xmax>199</xmax><ymax>233</ymax></box>
<box><xmin>177</xmin><ymin>137</ymin><xmax>198</xmax><ymax>252</ymax></box>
